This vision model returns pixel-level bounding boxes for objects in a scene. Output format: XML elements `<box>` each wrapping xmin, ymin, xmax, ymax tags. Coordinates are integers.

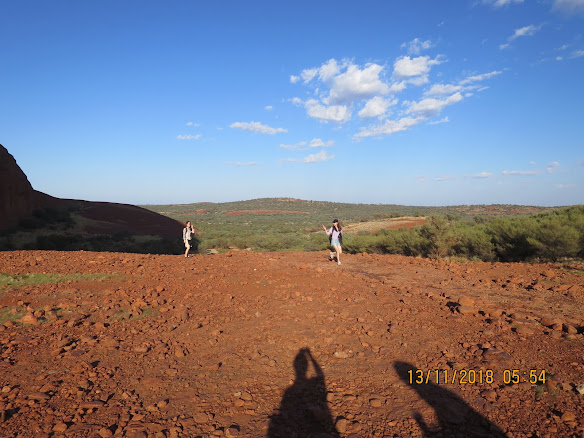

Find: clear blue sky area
<box><xmin>2</xmin><ymin>0</ymin><xmax>583</xmax><ymax>206</ymax></box>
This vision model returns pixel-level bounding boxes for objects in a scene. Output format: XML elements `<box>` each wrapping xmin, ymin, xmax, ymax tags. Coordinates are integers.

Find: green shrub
<box><xmin>528</xmin><ymin>215</ymin><xmax>580</xmax><ymax>261</ymax></box>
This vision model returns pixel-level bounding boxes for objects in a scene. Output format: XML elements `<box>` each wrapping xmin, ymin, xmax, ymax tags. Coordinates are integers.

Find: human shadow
<box><xmin>394</xmin><ymin>361</ymin><xmax>508</xmax><ymax>437</ymax></box>
<box><xmin>268</xmin><ymin>347</ymin><xmax>340</xmax><ymax>438</ymax></box>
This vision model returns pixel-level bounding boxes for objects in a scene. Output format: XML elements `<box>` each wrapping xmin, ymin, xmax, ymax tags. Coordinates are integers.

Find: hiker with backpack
<box><xmin>323</xmin><ymin>219</ymin><xmax>343</xmax><ymax>265</ymax></box>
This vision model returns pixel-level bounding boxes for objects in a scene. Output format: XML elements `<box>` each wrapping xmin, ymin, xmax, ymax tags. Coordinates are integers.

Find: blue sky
<box><xmin>1</xmin><ymin>0</ymin><xmax>583</xmax><ymax>206</ymax></box>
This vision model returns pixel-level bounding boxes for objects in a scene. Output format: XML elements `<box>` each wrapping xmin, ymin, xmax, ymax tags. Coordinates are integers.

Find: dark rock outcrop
<box><xmin>0</xmin><ymin>144</ymin><xmax>183</xmax><ymax>243</ymax></box>
<box><xmin>0</xmin><ymin>144</ymin><xmax>38</xmax><ymax>229</ymax></box>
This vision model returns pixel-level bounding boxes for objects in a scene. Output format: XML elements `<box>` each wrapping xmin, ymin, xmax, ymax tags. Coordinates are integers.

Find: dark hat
<box><xmin>333</xmin><ymin>219</ymin><xmax>339</xmax><ymax>223</ymax></box>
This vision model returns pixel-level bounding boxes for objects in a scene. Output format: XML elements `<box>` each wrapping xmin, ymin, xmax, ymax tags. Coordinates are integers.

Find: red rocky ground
<box><xmin>1</xmin><ymin>250</ymin><xmax>583</xmax><ymax>438</ymax></box>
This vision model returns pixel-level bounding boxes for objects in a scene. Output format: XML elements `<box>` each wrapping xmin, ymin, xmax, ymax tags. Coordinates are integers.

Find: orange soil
<box><xmin>343</xmin><ymin>217</ymin><xmax>427</xmax><ymax>234</ymax></box>
<box><xmin>0</xmin><ymin>250</ymin><xmax>583</xmax><ymax>437</ymax></box>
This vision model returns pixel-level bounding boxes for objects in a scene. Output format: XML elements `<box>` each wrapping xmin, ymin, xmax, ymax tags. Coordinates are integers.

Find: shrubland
<box><xmin>146</xmin><ymin>199</ymin><xmax>582</xmax><ymax>263</ymax></box>
<box><xmin>2</xmin><ymin>197</ymin><xmax>581</xmax><ymax>263</ymax></box>
<box><xmin>343</xmin><ymin>206</ymin><xmax>584</xmax><ymax>263</ymax></box>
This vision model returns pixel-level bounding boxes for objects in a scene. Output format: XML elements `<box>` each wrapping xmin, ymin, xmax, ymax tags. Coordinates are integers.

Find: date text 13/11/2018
<box><xmin>407</xmin><ymin>369</ymin><xmax>548</xmax><ymax>385</ymax></box>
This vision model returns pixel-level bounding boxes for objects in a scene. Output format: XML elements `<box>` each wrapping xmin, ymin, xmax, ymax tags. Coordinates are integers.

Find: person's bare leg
<box><xmin>185</xmin><ymin>241</ymin><xmax>190</xmax><ymax>257</ymax></box>
<box><xmin>335</xmin><ymin>244</ymin><xmax>342</xmax><ymax>264</ymax></box>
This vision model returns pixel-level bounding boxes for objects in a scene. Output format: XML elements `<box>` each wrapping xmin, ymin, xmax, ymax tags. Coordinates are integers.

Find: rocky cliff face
<box><xmin>0</xmin><ymin>144</ymin><xmax>37</xmax><ymax>229</ymax></box>
<box><xmin>0</xmin><ymin>144</ymin><xmax>184</xmax><ymax>242</ymax></box>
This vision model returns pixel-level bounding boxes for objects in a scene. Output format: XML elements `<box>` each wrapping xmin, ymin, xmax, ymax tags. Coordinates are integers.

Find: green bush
<box><xmin>488</xmin><ymin>217</ymin><xmax>538</xmax><ymax>262</ymax></box>
<box><xmin>419</xmin><ymin>215</ymin><xmax>458</xmax><ymax>259</ymax></box>
<box><xmin>527</xmin><ymin>216</ymin><xmax>580</xmax><ymax>261</ymax></box>
<box><xmin>452</xmin><ymin>224</ymin><xmax>496</xmax><ymax>261</ymax></box>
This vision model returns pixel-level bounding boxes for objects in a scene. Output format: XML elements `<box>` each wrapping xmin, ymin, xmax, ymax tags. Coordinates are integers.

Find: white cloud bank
<box><xmin>393</xmin><ymin>55</ymin><xmax>444</xmax><ymax>81</ymax></box>
<box><xmin>230</xmin><ymin>121</ymin><xmax>287</xmax><ymax>134</ymax></box>
<box><xmin>469</xmin><ymin>172</ymin><xmax>494</xmax><ymax>179</ymax></box>
<box><xmin>292</xmin><ymin>53</ymin><xmax>501</xmax><ymax>138</ymax></box>
<box><xmin>282</xmin><ymin>150</ymin><xmax>335</xmax><ymax>163</ymax></box>
<box><xmin>502</xmin><ymin>170</ymin><xmax>538</xmax><ymax>176</ymax></box>
<box><xmin>358</xmin><ymin>96</ymin><xmax>396</xmax><ymax>119</ymax></box>
<box><xmin>407</xmin><ymin>92</ymin><xmax>463</xmax><ymax>117</ymax></box>
<box><xmin>509</xmin><ymin>24</ymin><xmax>543</xmax><ymax>41</ymax></box>
<box><xmin>304</xmin><ymin>99</ymin><xmax>351</xmax><ymax>124</ymax></box>
<box><xmin>401</xmin><ymin>38</ymin><xmax>434</xmax><ymax>55</ymax></box>
<box><xmin>547</xmin><ymin>161</ymin><xmax>560</xmax><ymax>173</ymax></box>
<box><xmin>279</xmin><ymin>138</ymin><xmax>334</xmax><ymax>150</ymax></box>
<box><xmin>177</xmin><ymin>134</ymin><xmax>201</xmax><ymax>140</ymax></box>
<box><xmin>353</xmin><ymin>116</ymin><xmax>425</xmax><ymax>139</ymax></box>
<box><xmin>483</xmin><ymin>0</ymin><xmax>524</xmax><ymax>7</ymax></box>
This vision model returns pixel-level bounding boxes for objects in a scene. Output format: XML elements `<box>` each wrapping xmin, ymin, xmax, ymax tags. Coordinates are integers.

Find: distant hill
<box><xmin>142</xmin><ymin>198</ymin><xmax>556</xmax><ymax>256</ymax></box>
<box><xmin>0</xmin><ymin>144</ymin><xmax>184</xmax><ymax>253</ymax></box>
<box><xmin>143</xmin><ymin>197</ymin><xmax>551</xmax><ymax>224</ymax></box>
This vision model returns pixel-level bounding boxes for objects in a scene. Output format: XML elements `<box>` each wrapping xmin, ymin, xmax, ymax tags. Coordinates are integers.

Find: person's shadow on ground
<box><xmin>394</xmin><ymin>361</ymin><xmax>508</xmax><ymax>437</ymax></box>
<box><xmin>267</xmin><ymin>347</ymin><xmax>340</xmax><ymax>438</ymax></box>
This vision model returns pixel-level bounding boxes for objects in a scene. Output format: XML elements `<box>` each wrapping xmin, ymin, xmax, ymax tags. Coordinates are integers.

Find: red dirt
<box><xmin>223</xmin><ymin>210</ymin><xmax>309</xmax><ymax>216</ymax></box>
<box><xmin>1</xmin><ymin>251</ymin><xmax>583</xmax><ymax>437</ymax></box>
<box><xmin>344</xmin><ymin>218</ymin><xmax>427</xmax><ymax>235</ymax></box>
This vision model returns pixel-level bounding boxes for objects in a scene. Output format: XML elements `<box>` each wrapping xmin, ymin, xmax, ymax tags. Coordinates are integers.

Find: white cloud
<box><xmin>283</xmin><ymin>150</ymin><xmax>335</xmax><ymax>163</ymax></box>
<box><xmin>434</xmin><ymin>175</ymin><xmax>457</xmax><ymax>181</ymax></box>
<box><xmin>177</xmin><ymin>134</ymin><xmax>201</xmax><ymax>140</ymax></box>
<box><xmin>547</xmin><ymin>161</ymin><xmax>560</xmax><ymax>173</ymax></box>
<box><xmin>290</xmin><ymin>60</ymin><xmax>499</xmax><ymax>135</ymax></box>
<box><xmin>552</xmin><ymin>0</ymin><xmax>584</xmax><ymax>15</ymax></box>
<box><xmin>358</xmin><ymin>96</ymin><xmax>396</xmax><ymax>119</ymax></box>
<box><xmin>325</xmin><ymin>63</ymin><xmax>389</xmax><ymax>104</ymax></box>
<box><xmin>318</xmin><ymin>58</ymin><xmax>341</xmax><ymax>81</ymax></box>
<box><xmin>393</xmin><ymin>55</ymin><xmax>444</xmax><ymax>80</ymax></box>
<box><xmin>401</xmin><ymin>38</ymin><xmax>434</xmax><ymax>55</ymax></box>
<box><xmin>265</xmin><ymin>105</ymin><xmax>273</xmax><ymax>111</ymax></box>
<box><xmin>469</xmin><ymin>172</ymin><xmax>493</xmax><ymax>178</ymax></box>
<box><xmin>290</xmin><ymin>75</ymin><xmax>300</xmax><ymax>84</ymax></box>
<box><xmin>301</xmin><ymin>68</ymin><xmax>318</xmax><ymax>83</ymax></box>
<box><xmin>185</xmin><ymin>122</ymin><xmax>200</xmax><ymax>127</ymax></box>
<box><xmin>309</xmin><ymin>138</ymin><xmax>335</xmax><ymax>148</ymax></box>
<box><xmin>502</xmin><ymin>170</ymin><xmax>538</xmax><ymax>176</ymax></box>
<box><xmin>230</xmin><ymin>121</ymin><xmax>287</xmax><ymax>134</ymax></box>
<box><xmin>570</xmin><ymin>50</ymin><xmax>584</xmax><ymax>59</ymax></box>
<box><xmin>389</xmin><ymin>81</ymin><xmax>407</xmax><ymax>93</ymax></box>
<box><xmin>483</xmin><ymin>0</ymin><xmax>524</xmax><ymax>7</ymax></box>
<box><xmin>556</xmin><ymin>183</ymin><xmax>576</xmax><ymax>189</ymax></box>
<box><xmin>407</xmin><ymin>92</ymin><xmax>463</xmax><ymax>117</ymax></box>
<box><xmin>353</xmin><ymin>116</ymin><xmax>425</xmax><ymax>139</ymax></box>
<box><xmin>429</xmin><ymin>116</ymin><xmax>450</xmax><ymax>125</ymax></box>
<box><xmin>281</xmin><ymin>139</ymin><xmax>334</xmax><ymax>150</ymax></box>
<box><xmin>305</xmin><ymin>99</ymin><xmax>351</xmax><ymax>124</ymax></box>
<box><xmin>224</xmin><ymin>161</ymin><xmax>257</xmax><ymax>167</ymax></box>
<box><xmin>425</xmin><ymin>83</ymin><xmax>462</xmax><ymax>96</ymax></box>
<box><xmin>304</xmin><ymin>150</ymin><xmax>334</xmax><ymax>163</ymax></box>
<box><xmin>509</xmin><ymin>24</ymin><xmax>542</xmax><ymax>41</ymax></box>
<box><xmin>280</xmin><ymin>141</ymin><xmax>307</xmax><ymax>151</ymax></box>
<box><xmin>499</xmin><ymin>43</ymin><xmax>511</xmax><ymax>50</ymax></box>
<box><xmin>459</xmin><ymin>70</ymin><xmax>502</xmax><ymax>85</ymax></box>
<box><xmin>529</xmin><ymin>161</ymin><xmax>536</xmax><ymax>166</ymax></box>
